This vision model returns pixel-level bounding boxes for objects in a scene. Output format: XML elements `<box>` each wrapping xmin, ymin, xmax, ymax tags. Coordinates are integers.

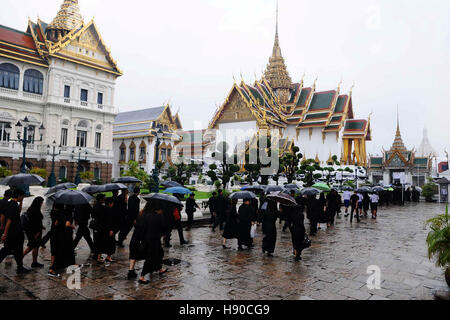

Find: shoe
<box><xmin>164</xmin><ymin>244</ymin><xmax>172</xmax><ymax>248</ymax></box>
<box><xmin>16</xmin><ymin>266</ymin><xmax>31</xmax><ymax>274</ymax></box>
<box><xmin>181</xmin><ymin>241</ymin><xmax>189</xmax><ymax>245</ymax></box>
<box><xmin>267</xmin><ymin>253</ymin><xmax>273</xmax><ymax>257</ymax></box>
<box><xmin>105</xmin><ymin>258</ymin><xmax>115</xmax><ymax>263</ymax></box>
<box><xmin>295</xmin><ymin>255</ymin><xmax>302</xmax><ymax>262</ymax></box>
<box><xmin>41</xmin><ymin>245</ymin><xmax>46</xmax><ymax>249</ymax></box>
<box><xmin>47</xmin><ymin>270</ymin><xmax>60</xmax><ymax>278</ymax></box>
<box><xmin>223</xmin><ymin>245</ymin><xmax>229</xmax><ymax>249</ymax></box>
<box><xmin>31</xmin><ymin>262</ymin><xmax>44</xmax><ymax>268</ymax></box>
<box><xmin>159</xmin><ymin>268</ymin><xmax>168</xmax><ymax>275</ymax></box>
<box><xmin>138</xmin><ymin>279</ymin><xmax>150</xmax><ymax>284</ymax></box>
<box><xmin>344</xmin><ymin>214</ymin><xmax>349</xmax><ymax>217</ymax></box>
<box><xmin>128</xmin><ymin>270</ymin><xmax>138</xmax><ymax>280</ymax></box>
<box><xmin>117</xmin><ymin>243</ymin><xmax>125</xmax><ymax>248</ymax></box>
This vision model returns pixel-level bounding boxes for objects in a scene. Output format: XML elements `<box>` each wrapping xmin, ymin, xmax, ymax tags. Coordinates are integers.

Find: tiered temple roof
<box><xmin>0</xmin><ymin>0</ymin><xmax>122</xmax><ymax>76</ymax></box>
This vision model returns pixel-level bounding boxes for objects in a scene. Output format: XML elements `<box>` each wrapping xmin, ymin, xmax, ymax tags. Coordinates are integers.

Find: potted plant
<box><xmin>426</xmin><ymin>205</ymin><xmax>450</xmax><ymax>297</ymax></box>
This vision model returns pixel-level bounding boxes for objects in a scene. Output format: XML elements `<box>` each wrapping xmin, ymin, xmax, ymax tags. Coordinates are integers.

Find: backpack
<box><xmin>21</xmin><ymin>212</ymin><xmax>30</xmax><ymax>231</ymax></box>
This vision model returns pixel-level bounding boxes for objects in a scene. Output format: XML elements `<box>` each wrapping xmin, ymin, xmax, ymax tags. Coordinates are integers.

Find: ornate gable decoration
<box><xmin>46</xmin><ymin>20</ymin><xmax>122</xmax><ymax>76</ymax></box>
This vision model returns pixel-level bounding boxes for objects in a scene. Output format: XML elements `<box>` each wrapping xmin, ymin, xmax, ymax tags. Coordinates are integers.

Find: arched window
<box><xmin>94</xmin><ymin>167</ymin><xmax>101</xmax><ymax>180</ymax></box>
<box><xmin>59</xmin><ymin>166</ymin><xmax>67</xmax><ymax>180</ymax></box>
<box><xmin>0</xmin><ymin>63</ymin><xmax>19</xmax><ymax>90</ymax></box>
<box><xmin>119</xmin><ymin>142</ymin><xmax>126</xmax><ymax>162</ymax></box>
<box><xmin>23</xmin><ymin>69</ymin><xmax>44</xmax><ymax>95</ymax></box>
<box><xmin>129</xmin><ymin>141</ymin><xmax>136</xmax><ymax>161</ymax></box>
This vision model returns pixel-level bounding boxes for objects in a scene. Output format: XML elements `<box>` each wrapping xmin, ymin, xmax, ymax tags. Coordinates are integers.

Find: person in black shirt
<box><xmin>326</xmin><ymin>190</ymin><xmax>339</xmax><ymax>226</ymax></box>
<box><xmin>48</xmin><ymin>203</ymin><xmax>65</xmax><ymax>277</ymax></box>
<box><xmin>206</xmin><ymin>192</ymin><xmax>217</xmax><ymax>227</ymax></box>
<box><xmin>237</xmin><ymin>199</ymin><xmax>253</xmax><ymax>251</ymax></box>
<box><xmin>290</xmin><ymin>200</ymin><xmax>306</xmax><ymax>261</ymax></box>
<box><xmin>128</xmin><ymin>205</ymin><xmax>146</xmax><ymax>280</ymax></box>
<box><xmin>22</xmin><ymin>196</ymin><xmax>45</xmax><ymax>268</ymax></box>
<box><xmin>350</xmin><ymin>191</ymin><xmax>360</xmax><ymax>223</ymax></box>
<box><xmin>0</xmin><ymin>189</ymin><xmax>29</xmax><ymax>274</ymax></box>
<box><xmin>138</xmin><ymin>202</ymin><xmax>167</xmax><ymax>284</ymax></box>
<box><xmin>112</xmin><ymin>190</ymin><xmax>128</xmax><ymax>245</ymax></box>
<box><xmin>118</xmin><ymin>187</ymin><xmax>140</xmax><ymax>247</ymax></box>
<box><xmin>185</xmin><ymin>193</ymin><xmax>199</xmax><ymax>231</ymax></box>
<box><xmin>213</xmin><ymin>190</ymin><xmax>227</xmax><ymax>232</ymax></box>
<box><xmin>73</xmin><ymin>203</ymin><xmax>94</xmax><ymax>252</ymax></box>
<box><xmin>306</xmin><ymin>195</ymin><xmax>319</xmax><ymax>236</ymax></box>
<box><xmin>95</xmin><ymin>197</ymin><xmax>116</xmax><ymax>263</ymax></box>
<box><xmin>260</xmin><ymin>199</ymin><xmax>278</xmax><ymax>256</ymax></box>
<box><xmin>0</xmin><ymin>189</ymin><xmax>12</xmax><ymax>237</ymax></box>
<box><xmin>222</xmin><ymin>198</ymin><xmax>238</xmax><ymax>249</ymax></box>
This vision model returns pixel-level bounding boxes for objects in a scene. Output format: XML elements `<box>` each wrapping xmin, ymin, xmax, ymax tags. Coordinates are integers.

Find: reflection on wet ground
<box><xmin>0</xmin><ymin>202</ymin><xmax>447</xmax><ymax>300</ymax></box>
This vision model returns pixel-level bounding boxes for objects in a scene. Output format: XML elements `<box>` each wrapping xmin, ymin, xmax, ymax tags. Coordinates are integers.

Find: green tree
<box><xmin>244</xmin><ymin>136</ymin><xmax>273</xmax><ymax>185</ymax></box>
<box><xmin>0</xmin><ymin>166</ymin><xmax>12</xmax><ymax>178</ymax></box>
<box><xmin>30</xmin><ymin>168</ymin><xmax>48</xmax><ymax>179</ymax></box>
<box><xmin>280</xmin><ymin>146</ymin><xmax>303</xmax><ymax>183</ymax></box>
<box><xmin>168</xmin><ymin>156</ymin><xmax>200</xmax><ymax>186</ymax></box>
<box><xmin>422</xmin><ymin>181</ymin><xmax>438</xmax><ymax>202</ymax></box>
<box><xmin>122</xmin><ymin>161</ymin><xmax>148</xmax><ymax>183</ymax></box>
<box><xmin>210</xmin><ymin>141</ymin><xmax>240</xmax><ymax>189</ymax></box>
<box><xmin>298</xmin><ymin>159</ymin><xmax>323</xmax><ymax>187</ymax></box>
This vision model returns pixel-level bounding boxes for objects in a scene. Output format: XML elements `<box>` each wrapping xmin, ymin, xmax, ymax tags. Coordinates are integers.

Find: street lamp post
<box><xmin>151</xmin><ymin>126</ymin><xmax>164</xmax><ymax>193</ymax></box>
<box><xmin>47</xmin><ymin>141</ymin><xmax>61</xmax><ymax>188</ymax></box>
<box><xmin>5</xmin><ymin>117</ymin><xmax>45</xmax><ymax>195</ymax></box>
<box><xmin>72</xmin><ymin>148</ymin><xmax>88</xmax><ymax>185</ymax></box>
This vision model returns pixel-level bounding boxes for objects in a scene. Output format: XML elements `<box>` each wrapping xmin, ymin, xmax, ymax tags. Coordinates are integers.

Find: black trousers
<box><xmin>165</xmin><ymin>220</ymin><xmax>185</xmax><ymax>245</ymax></box>
<box><xmin>0</xmin><ymin>236</ymin><xmax>24</xmax><ymax>268</ymax></box>
<box><xmin>118</xmin><ymin>220</ymin><xmax>134</xmax><ymax>244</ymax></box>
<box><xmin>186</xmin><ymin>211</ymin><xmax>194</xmax><ymax>229</ymax></box>
<box><xmin>41</xmin><ymin>230</ymin><xmax>52</xmax><ymax>246</ymax></box>
<box><xmin>213</xmin><ymin>212</ymin><xmax>225</xmax><ymax>230</ymax></box>
<box><xmin>73</xmin><ymin>224</ymin><xmax>94</xmax><ymax>251</ymax></box>
<box><xmin>350</xmin><ymin>206</ymin><xmax>360</xmax><ymax>222</ymax></box>
<box><xmin>309</xmin><ymin>219</ymin><xmax>317</xmax><ymax>235</ymax></box>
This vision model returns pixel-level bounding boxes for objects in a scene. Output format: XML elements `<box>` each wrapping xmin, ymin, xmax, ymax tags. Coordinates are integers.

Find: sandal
<box><xmin>158</xmin><ymin>268</ymin><xmax>168</xmax><ymax>275</ymax></box>
<box><xmin>138</xmin><ymin>279</ymin><xmax>150</xmax><ymax>284</ymax></box>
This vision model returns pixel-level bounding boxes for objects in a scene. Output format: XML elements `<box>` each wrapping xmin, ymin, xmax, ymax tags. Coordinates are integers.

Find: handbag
<box><xmin>250</xmin><ymin>224</ymin><xmax>257</xmax><ymax>238</ymax></box>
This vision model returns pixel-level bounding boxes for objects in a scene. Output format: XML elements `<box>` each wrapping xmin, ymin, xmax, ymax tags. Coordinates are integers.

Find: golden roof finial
<box><xmin>313</xmin><ymin>76</ymin><xmax>318</xmax><ymax>90</ymax></box>
<box><xmin>48</xmin><ymin>0</ymin><xmax>84</xmax><ymax>32</ymax></box>
<box><xmin>349</xmin><ymin>81</ymin><xmax>355</xmax><ymax>96</ymax></box>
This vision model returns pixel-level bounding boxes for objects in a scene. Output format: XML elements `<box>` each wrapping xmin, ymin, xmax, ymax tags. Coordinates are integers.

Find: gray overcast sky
<box><xmin>2</xmin><ymin>0</ymin><xmax>450</xmax><ymax>157</ymax></box>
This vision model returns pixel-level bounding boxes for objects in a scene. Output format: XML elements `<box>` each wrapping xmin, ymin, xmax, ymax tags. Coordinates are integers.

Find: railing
<box><xmin>0</xmin><ymin>87</ymin><xmax>19</xmax><ymax>96</ymax></box>
<box><xmin>64</xmin><ymin>98</ymin><xmax>71</xmax><ymax>103</ymax></box>
<box><xmin>98</xmin><ymin>104</ymin><xmax>103</xmax><ymax>110</ymax></box>
<box><xmin>22</xmin><ymin>92</ymin><xmax>43</xmax><ymax>100</ymax></box>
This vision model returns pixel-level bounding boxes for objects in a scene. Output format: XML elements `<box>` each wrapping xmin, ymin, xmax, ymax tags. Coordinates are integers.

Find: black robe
<box><xmin>237</xmin><ymin>204</ymin><xmax>252</xmax><ymax>247</ymax></box>
<box><xmin>129</xmin><ymin>213</ymin><xmax>146</xmax><ymax>260</ymax></box>
<box><xmin>290</xmin><ymin>206</ymin><xmax>306</xmax><ymax>252</ymax></box>
<box><xmin>93</xmin><ymin>204</ymin><xmax>116</xmax><ymax>255</ymax></box>
<box><xmin>141</xmin><ymin>211</ymin><xmax>165</xmax><ymax>275</ymax></box>
<box><xmin>53</xmin><ymin>209</ymin><xmax>75</xmax><ymax>270</ymax></box>
<box><xmin>222</xmin><ymin>204</ymin><xmax>238</xmax><ymax>240</ymax></box>
<box><xmin>260</xmin><ymin>206</ymin><xmax>278</xmax><ymax>253</ymax></box>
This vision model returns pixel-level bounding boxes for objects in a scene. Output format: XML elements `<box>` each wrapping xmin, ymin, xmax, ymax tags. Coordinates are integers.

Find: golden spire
<box><xmin>48</xmin><ymin>0</ymin><xmax>84</xmax><ymax>32</ymax></box>
<box><xmin>390</xmin><ymin>106</ymin><xmax>408</xmax><ymax>153</ymax></box>
<box><xmin>264</xmin><ymin>0</ymin><xmax>292</xmax><ymax>102</ymax></box>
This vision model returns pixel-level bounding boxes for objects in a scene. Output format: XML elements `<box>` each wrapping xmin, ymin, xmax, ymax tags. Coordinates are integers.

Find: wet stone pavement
<box><xmin>0</xmin><ymin>202</ymin><xmax>447</xmax><ymax>300</ymax></box>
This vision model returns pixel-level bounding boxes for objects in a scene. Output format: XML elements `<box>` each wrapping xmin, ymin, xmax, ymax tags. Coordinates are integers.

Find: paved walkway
<box><xmin>0</xmin><ymin>202</ymin><xmax>447</xmax><ymax>300</ymax></box>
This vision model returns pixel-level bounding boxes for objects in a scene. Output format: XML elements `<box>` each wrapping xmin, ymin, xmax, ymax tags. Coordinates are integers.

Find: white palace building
<box><xmin>0</xmin><ymin>0</ymin><xmax>122</xmax><ymax>182</ymax></box>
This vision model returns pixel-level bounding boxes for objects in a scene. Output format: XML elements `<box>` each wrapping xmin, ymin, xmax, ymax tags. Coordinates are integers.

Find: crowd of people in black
<box><xmin>0</xmin><ymin>183</ymin><xmax>415</xmax><ymax>281</ymax></box>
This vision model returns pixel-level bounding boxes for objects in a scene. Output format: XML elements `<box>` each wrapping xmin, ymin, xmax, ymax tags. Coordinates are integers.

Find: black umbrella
<box><xmin>143</xmin><ymin>193</ymin><xmax>182</xmax><ymax>206</ymax></box>
<box><xmin>266</xmin><ymin>192</ymin><xmax>297</xmax><ymax>206</ymax></box>
<box><xmin>45</xmin><ymin>182</ymin><xmax>77</xmax><ymax>196</ymax></box>
<box><xmin>371</xmin><ymin>186</ymin><xmax>385</xmax><ymax>193</ymax></box>
<box><xmin>283</xmin><ymin>184</ymin><xmax>299</xmax><ymax>190</ymax></box>
<box><xmin>241</xmin><ymin>185</ymin><xmax>266</xmax><ymax>193</ymax></box>
<box><xmin>356</xmin><ymin>187</ymin><xmax>371</xmax><ymax>193</ymax></box>
<box><xmin>230</xmin><ymin>191</ymin><xmax>257</xmax><ymax>200</ymax></box>
<box><xmin>81</xmin><ymin>185</ymin><xmax>104</xmax><ymax>194</ymax></box>
<box><xmin>264</xmin><ymin>185</ymin><xmax>283</xmax><ymax>193</ymax></box>
<box><xmin>50</xmin><ymin>190</ymin><xmax>93</xmax><ymax>206</ymax></box>
<box><xmin>101</xmin><ymin>183</ymin><xmax>128</xmax><ymax>192</ymax></box>
<box><xmin>0</xmin><ymin>173</ymin><xmax>44</xmax><ymax>187</ymax></box>
<box><xmin>300</xmin><ymin>187</ymin><xmax>321</xmax><ymax>196</ymax></box>
<box><xmin>113</xmin><ymin>176</ymin><xmax>142</xmax><ymax>184</ymax></box>
<box><xmin>281</xmin><ymin>187</ymin><xmax>300</xmax><ymax>195</ymax></box>
<box><xmin>160</xmin><ymin>181</ymin><xmax>183</xmax><ymax>188</ymax></box>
